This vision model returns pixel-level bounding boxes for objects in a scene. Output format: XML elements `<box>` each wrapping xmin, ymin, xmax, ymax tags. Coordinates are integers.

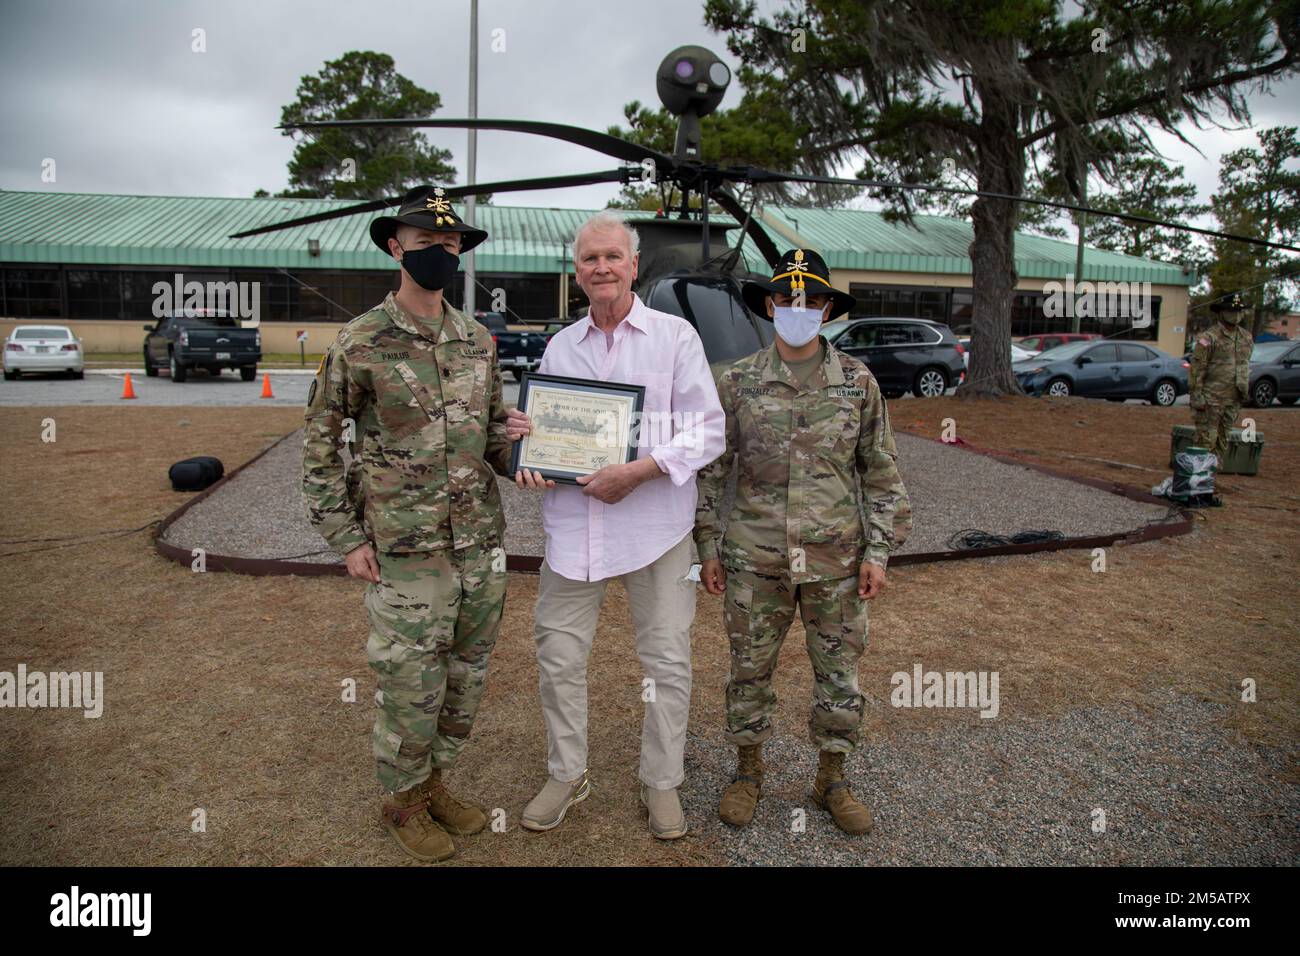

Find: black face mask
<box><xmin>398</xmin><ymin>242</ymin><xmax>460</xmax><ymax>291</ymax></box>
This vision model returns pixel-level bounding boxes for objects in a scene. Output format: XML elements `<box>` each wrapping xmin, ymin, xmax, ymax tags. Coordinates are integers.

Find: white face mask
<box><xmin>772</xmin><ymin>304</ymin><xmax>825</xmax><ymax>347</ymax></box>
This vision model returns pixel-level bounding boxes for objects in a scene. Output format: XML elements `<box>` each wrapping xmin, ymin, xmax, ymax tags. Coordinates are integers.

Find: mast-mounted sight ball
<box><xmin>656</xmin><ymin>46</ymin><xmax>730</xmax><ymax>117</ymax></box>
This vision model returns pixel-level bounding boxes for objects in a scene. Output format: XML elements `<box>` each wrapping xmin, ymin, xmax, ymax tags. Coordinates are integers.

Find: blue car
<box><xmin>1013</xmin><ymin>340</ymin><xmax>1188</xmax><ymax>406</ymax></box>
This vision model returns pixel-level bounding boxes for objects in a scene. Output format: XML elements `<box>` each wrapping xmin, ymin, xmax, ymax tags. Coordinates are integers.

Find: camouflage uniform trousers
<box><xmin>1192</xmin><ymin>396</ymin><xmax>1242</xmax><ymax>465</ymax></box>
<box><xmin>364</xmin><ymin>540</ymin><xmax>505</xmax><ymax>792</ymax></box>
<box><xmin>723</xmin><ymin>567</ymin><xmax>869</xmax><ymax>753</ymax></box>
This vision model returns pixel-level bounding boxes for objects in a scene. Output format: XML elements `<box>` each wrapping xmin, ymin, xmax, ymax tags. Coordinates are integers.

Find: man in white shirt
<box><xmin>506</xmin><ymin>211</ymin><xmax>725</xmax><ymax>838</ymax></box>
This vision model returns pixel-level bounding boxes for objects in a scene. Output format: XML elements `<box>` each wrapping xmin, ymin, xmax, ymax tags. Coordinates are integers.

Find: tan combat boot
<box><xmin>811</xmin><ymin>750</ymin><xmax>873</xmax><ymax>835</ymax></box>
<box><xmin>718</xmin><ymin>744</ymin><xmax>764</xmax><ymax>827</ymax></box>
<box><xmin>419</xmin><ymin>768</ymin><xmax>488</xmax><ymax>836</ymax></box>
<box><xmin>380</xmin><ymin>786</ymin><xmax>456</xmax><ymax>862</ymax></box>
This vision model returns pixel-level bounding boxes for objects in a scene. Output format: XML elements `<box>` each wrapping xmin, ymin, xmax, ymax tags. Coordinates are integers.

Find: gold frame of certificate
<box><xmin>511</xmin><ymin>372</ymin><xmax>646</xmax><ymax>484</ymax></box>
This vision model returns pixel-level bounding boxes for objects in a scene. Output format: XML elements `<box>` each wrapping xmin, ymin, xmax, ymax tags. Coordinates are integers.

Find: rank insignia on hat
<box><xmin>369</xmin><ymin>184</ymin><xmax>489</xmax><ymax>254</ymax></box>
<box><xmin>741</xmin><ymin>246</ymin><xmax>857</xmax><ymax>320</ymax></box>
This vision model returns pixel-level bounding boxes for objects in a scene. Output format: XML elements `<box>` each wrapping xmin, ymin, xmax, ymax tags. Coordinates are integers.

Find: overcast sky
<box><xmin>2</xmin><ymin>0</ymin><xmax>1296</xmax><ymax>231</ymax></box>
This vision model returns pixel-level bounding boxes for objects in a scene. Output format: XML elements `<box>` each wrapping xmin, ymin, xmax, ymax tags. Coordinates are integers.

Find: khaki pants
<box><xmin>533</xmin><ymin>533</ymin><xmax>696</xmax><ymax>790</ymax></box>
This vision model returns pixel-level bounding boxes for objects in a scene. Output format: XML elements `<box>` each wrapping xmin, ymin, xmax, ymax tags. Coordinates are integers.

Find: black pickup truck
<box><xmin>475</xmin><ymin>311</ymin><xmax>555</xmax><ymax>380</ymax></box>
<box><xmin>143</xmin><ymin>310</ymin><xmax>262</xmax><ymax>382</ymax></box>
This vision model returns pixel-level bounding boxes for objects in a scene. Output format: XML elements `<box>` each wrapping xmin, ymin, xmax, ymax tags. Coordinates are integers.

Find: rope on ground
<box><xmin>0</xmin><ymin>520</ymin><xmax>162</xmax><ymax>557</ymax></box>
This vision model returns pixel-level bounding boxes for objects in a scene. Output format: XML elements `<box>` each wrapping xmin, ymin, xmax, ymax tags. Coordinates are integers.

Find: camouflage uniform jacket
<box><xmin>302</xmin><ymin>292</ymin><xmax>512</xmax><ymax>555</ymax></box>
<box><xmin>694</xmin><ymin>339</ymin><xmax>912</xmax><ymax>583</ymax></box>
<box><xmin>1189</xmin><ymin>321</ymin><xmax>1253</xmax><ymax>406</ymax></box>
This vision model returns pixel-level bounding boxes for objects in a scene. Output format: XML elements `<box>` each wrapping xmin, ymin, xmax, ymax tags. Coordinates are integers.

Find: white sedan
<box><xmin>959</xmin><ymin>337</ymin><xmax>1038</xmax><ymax>369</ymax></box>
<box><xmin>3</xmin><ymin>325</ymin><xmax>85</xmax><ymax>379</ymax></box>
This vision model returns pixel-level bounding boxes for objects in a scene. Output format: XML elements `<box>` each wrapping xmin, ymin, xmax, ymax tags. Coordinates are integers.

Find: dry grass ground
<box><xmin>0</xmin><ymin>396</ymin><xmax>1295</xmax><ymax>866</ymax></box>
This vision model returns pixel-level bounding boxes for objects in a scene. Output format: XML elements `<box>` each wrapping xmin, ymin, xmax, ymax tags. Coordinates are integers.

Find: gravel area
<box><xmin>163</xmin><ymin>431</ymin><xmax>341</xmax><ymax>564</ymax></box>
<box><xmin>160</xmin><ymin>429</ymin><xmax>1171</xmax><ymax>563</ymax></box>
<box><xmin>679</xmin><ymin>690</ymin><xmax>1298</xmax><ymax>866</ymax></box>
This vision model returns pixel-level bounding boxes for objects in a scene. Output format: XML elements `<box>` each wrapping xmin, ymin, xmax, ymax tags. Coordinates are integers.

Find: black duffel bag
<box><xmin>169</xmin><ymin>456</ymin><xmax>225</xmax><ymax>492</ymax></box>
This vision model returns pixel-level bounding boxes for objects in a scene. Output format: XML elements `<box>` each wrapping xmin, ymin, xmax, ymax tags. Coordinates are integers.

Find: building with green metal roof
<box><xmin>0</xmin><ymin>189</ymin><xmax>1195</xmax><ymax>357</ymax></box>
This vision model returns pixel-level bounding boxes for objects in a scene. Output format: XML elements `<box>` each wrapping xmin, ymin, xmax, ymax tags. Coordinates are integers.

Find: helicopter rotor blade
<box><xmin>285</xmin><ymin>117</ymin><xmax>676</xmax><ymax>173</ymax></box>
<box><xmin>229</xmin><ymin>197</ymin><xmax>398</xmax><ymax>239</ymax></box>
<box><xmin>229</xmin><ymin>168</ymin><xmax>635</xmax><ymax>239</ymax></box>
<box><xmin>709</xmin><ymin>186</ymin><xmax>782</xmax><ymax>269</ymax></box>
<box><xmin>734</xmin><ymin>167</ymin><xmax>1300</xmax><ymax>255</ymax></box>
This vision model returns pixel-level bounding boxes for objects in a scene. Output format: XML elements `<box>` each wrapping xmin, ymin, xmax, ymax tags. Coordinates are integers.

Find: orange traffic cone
<box><xmin>121</xmin><ymin>373</ymin><xmax>137</xmax><ymax>400</ymax></box>
<box><xmin>260</xmin><ymin>373</ymin><xmax>274</xmax><ymax>399</ymax></box>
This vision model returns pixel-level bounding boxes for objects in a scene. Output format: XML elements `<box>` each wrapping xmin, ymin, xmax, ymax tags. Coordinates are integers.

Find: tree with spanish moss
<box><xmin>704</xmin><ymin>0</ymin><xmax>1299</xmax><ymax>396</ymax></box>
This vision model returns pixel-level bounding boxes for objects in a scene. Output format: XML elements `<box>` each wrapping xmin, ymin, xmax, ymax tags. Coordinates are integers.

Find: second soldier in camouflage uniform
<box><xmin>695</xmin><ymin>249</ymin><xmax>912</xmax><ymax>835</ymax></box>
<box><xmin>1189</xmin><ymin>290</ymin><xmax>1253</xmax><ymax>468</ymax></box>
<box><xmin>302</xmin><ymin>186</ymin><xmax>513</xmax><ymax>862</ymax></box>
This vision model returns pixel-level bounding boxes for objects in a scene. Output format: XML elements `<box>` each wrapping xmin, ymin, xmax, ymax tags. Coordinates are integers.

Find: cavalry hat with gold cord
<box><xmin>741</xmin><ymin>247</ymin><xmax>856</xmax><ymax>319</ymax></box>
<box><xmin>1208</xmin><ymin>290</ymin><xmax>1246</xmax><ymax>313</ymax></box>
<box><xmin>369</xmin><ymin>185</ymin><xmax>489</xmax><ymax>254</ymax></box>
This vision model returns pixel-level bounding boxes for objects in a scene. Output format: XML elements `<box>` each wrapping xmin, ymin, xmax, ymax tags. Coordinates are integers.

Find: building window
<box><xmin>3</xmin><ymin>267</ymin><xmax>62</xmax><ymax>318</ymax></box>
<box><xmin>848</xmin><ymin>284</ymin><xmax>952</xmax><ymax>321</ymax></box>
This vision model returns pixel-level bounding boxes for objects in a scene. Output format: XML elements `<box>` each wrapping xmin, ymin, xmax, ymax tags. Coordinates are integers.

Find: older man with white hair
<box><xmin>506</xmin><ymin>211</ymin><xmax>725</xmax><ymax>839</ymax></box>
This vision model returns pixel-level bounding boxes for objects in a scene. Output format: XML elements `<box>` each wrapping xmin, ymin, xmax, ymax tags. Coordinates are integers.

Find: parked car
<box><xmin>1015</xmin><ymin>332</ymin><xmax>1101</xmax><ymax>353</ymax></box>
<box><xmin>959</xmin><ymin>337</ymin><xmax>1038</xmax><ymax>368</ymax></box>
<box><xmin>3</xmin><ymin>324</ymin><xmax>84</xmax><ymax>379</ymax></box>
<box><xmin>1013</xmin><ymin>340</ymin><xmax>1188</xmax><ymax>405</ymax></box>
<box><xmin>821</xmin><ymin>317</ymin><xmax>966</xmax><ymax>398</ymax></box>
<box><xmin>475</xmin><ymin>311</ymin><xmax>551</xmax><ymax>381</ymax></box>
<box><xmin>1247</xmin><ymin>339</ymin><xmax>1300</xmax><ymax>407</ymax></box>
<box><xmin>143</xmin><ymin>310</ymin><xmax>261</xmax><ymax>382</ymax></box>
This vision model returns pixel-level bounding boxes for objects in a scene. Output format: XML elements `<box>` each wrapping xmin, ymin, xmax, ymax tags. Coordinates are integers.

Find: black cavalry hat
<box><xmin>1208</xmin><ymin>290</ymin><xmax>1247</xmax><ymax>313</ymax></box>
<box><xmin>369</xmin><ymin>185</ymin><xmax>489</xmax><ymax>255</ymax></box>
<box><xmin>741</xmin><ymin>248</ymin><xmax>856</xmax><ymax>319</ymax></box>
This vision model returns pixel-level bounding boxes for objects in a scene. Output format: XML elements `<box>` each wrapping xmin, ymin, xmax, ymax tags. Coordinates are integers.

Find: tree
<box><xmin>1085</xmin><ymin>151</ymin><xmax>1210</xmax><ymax>266</ymax></box>
<box><xmin>705</xmin><ymin>0</ymin><xmax>1299</xmax><ymax>396</ymax></box>
<box><xmin>274</xmin><ymin>51</ymin><xmax>456</xmax><ymax>200</ymax></box>
<box><xmin>1207</xmin><ymin>125</ymin><xmax>1300</xmax><ymax>335</ymax></box>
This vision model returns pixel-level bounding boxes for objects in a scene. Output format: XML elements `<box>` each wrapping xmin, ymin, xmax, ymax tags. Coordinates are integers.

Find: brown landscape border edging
<box><xmin>883</xmin><ymin>435</ymin><xmax>1193</xmax><ymax>567</ymax></box>
<box><xmin>153</xmin><ymin>429</ymin><xmax>1192</xmax><ymax>577</ymax></box>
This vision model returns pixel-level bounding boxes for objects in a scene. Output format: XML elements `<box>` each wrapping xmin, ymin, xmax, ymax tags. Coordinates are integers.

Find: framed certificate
<box><xmin>511</xmin><ymin>372</ymin><xmax>646</xmax><ymax>484</ymax></box>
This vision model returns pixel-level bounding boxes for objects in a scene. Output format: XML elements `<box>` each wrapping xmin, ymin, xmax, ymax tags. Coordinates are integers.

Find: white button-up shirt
<box><xmin>537</xmin><ymin>293</ymin><xmax>725</xmax><ymax>581</ymax></box>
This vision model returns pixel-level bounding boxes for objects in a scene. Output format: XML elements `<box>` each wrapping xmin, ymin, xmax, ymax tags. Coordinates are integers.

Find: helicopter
<box><xmin>231</xmin><ymin>45</ymin><xmax>1299</xmax><ymax>372</ymax></box>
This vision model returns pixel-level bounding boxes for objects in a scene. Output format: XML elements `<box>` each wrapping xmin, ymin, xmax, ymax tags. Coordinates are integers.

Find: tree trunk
<box><xmin>958</xmin><ymin>91</ymin><xmax>1026</xmax><ymax>399</ymax></box>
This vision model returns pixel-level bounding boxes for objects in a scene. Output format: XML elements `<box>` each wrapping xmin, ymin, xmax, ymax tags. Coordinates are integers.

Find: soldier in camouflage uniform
<box><xmin>302</xmin><ymin>186</ymin><xmax>513</xmax><ymax>862</ymax></box>
<box><xmin>694</xmin><ymin>249</ymin><xmax>912</xmax><ymax>835</ymax></box>
<box><xmin>1190</xmin><ymin>291</ymin><xmax>1254</xmax><ymax>468</ymax></box>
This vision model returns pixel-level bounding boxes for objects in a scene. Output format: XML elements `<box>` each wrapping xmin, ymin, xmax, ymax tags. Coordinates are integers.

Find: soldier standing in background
<box><xmin>1190</xmin><ymin>291</ymin><xmax>1254</xmax><ymax>468</ymax></box>
<box><xmin>694</xmin><ymin>249</ymin><xmax>912</xmax><ymax>835</ymax></box>
<box><xmin>302</xmin><ymin>186</ymin><xmax>513</xmax><ymax>862</ymax></box>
